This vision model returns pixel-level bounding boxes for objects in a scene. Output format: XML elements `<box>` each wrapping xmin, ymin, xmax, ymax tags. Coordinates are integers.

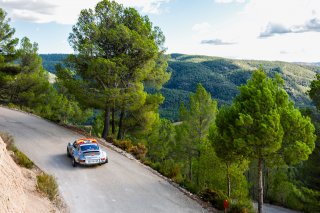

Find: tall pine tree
<box><xmin>57</xmin><ymin>0</ymin><xmax>170</xmax><ymax>139</ymax></box>
<box><xmin>176</xmin><ymin>84</ymin><xmax>217</xmax><ymax>185</ymax></box>
<box><xmin>218</xmin><ymin>68</ymin><xmax>315</xmax><ymax>213</ymax></box>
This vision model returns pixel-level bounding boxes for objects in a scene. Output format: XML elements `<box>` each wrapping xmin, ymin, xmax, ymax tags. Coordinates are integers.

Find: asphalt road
<box><xmin>0</xmin><ymin>107</ymin><xmax>208</xmax><ymax>213</ymax></box>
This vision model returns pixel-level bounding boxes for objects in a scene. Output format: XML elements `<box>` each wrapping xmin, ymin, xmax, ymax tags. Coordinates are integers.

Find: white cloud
<box><xmin>0</xmin><ymin>0</ymin><xmax>170</xmax><ymax>24</ymax></box>
<box><xmin>241</xmin><ymin>0</ymin><xmax>320</xmax><ymax>34</ymax></box>
<box><xmin>201</xmin><ymin>39</ymin><xmax>235</xmax><ymax>45</ymax></box>
<box><xmin>117</xmin><ymin>0</ymin><xmax>170</xmax><ymax>14</ymax></box>
<box><xmin>0</xmin><ymin>0</ymin><xmax>57</xmax><ymax>15</ymax></box>
<box><xmin>260</xmin><ymin>18</ymin><xmax>320</xmax><ymax>37</ymax></box>
<box><xmin>259</xmin><ymin>23</ymin><xmax>291</xmax><ymax>38</ymax></box>
<box><xmin>215</xmin><ymin>0</ymin><xmax>246</xmax><ymax>4</ymax></box>
<box><xmin>192</xmin><ymin>0</ymin><xmax>320</xmax><ymax>62</ymax></box>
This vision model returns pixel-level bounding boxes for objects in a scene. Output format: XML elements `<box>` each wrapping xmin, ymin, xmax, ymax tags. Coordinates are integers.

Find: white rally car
<box><xmin>67</xmin><ymin>138</ymin><xmax>108</xmax><ymax>167</ymax></box>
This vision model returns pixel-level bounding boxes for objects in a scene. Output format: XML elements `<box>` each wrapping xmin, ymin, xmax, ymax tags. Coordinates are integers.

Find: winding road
<box><xmin>0</xmin><ymin>107</ymin><xmax>208</xmax><ymax>213</ymax></box>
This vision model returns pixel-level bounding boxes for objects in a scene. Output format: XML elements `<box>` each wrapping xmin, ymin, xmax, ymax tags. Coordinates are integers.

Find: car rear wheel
<box><xmin>72</xmin><ymin>158</ymin><xmax>77</xmax><ymax>167</ymax></box>
<box><xmin>100</xmin><ymin>159</ymin><xmax>108</xmax><ymax>165</ymax></box>
<box><xmin>67</xmin><ymin>148</ymin><xmax>71</xmax><ymax>157</ymax></box>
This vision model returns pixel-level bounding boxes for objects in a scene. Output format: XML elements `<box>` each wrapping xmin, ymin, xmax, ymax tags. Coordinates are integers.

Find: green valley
<box><xmin>40</xmin><ymin>53</ymin><xmax>320</xmax><ymax>121</ymax></box>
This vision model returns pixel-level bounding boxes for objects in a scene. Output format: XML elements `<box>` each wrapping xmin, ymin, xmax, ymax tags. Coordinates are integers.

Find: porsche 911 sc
<box><xmin>67</xmin><ymin>138</ymin><xmax>108</xmax><ymax>167</ymax></box>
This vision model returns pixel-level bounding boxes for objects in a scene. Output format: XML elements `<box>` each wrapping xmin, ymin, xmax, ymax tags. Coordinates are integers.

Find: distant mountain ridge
<box><xmin>40</xmin><ymin>53</ymin><xmax>320</xmax><ymax>121</ymax></box>
<box><xmin>295</xmin><ymin>62</ymin><xmax>320</xmax><ymax>67</ymax></box>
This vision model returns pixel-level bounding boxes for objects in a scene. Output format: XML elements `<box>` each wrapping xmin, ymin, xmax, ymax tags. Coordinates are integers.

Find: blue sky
<box><xmin>1</xmin><ymin>0</ymin><xmax>320</xmax><ymax>62</ymax></box>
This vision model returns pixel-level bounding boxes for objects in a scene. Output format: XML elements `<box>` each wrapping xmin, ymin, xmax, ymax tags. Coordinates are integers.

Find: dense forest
<box><xmin>40</xmin><ymin>53</ymin><xmax>320</xmax><ymax>121</ymax></box>
<box><xmin>1</xmin><ymin>1</ymin><xmax>319</xmax><ymax>213</ymax></box>
<box><xmin>39</xmin><ymin>56</ymin><xmax>320</xmax><ymax>213</ymax></box>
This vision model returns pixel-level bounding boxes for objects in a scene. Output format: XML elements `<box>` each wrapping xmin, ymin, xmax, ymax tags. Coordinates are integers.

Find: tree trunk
<box><xmin>258</xmin><ymin>157</ymin><xmax>264</xmax><ymax>213</ymax></box>
<box><xmin>9</xmin><ymin>86</ymin><xmax>17</xmax><ymax>103</ymax></box>
<box><xmin>265</xmin><ymin>166</ymin><xmax>269</xmax><ymax>202</ymax></box>
<box><xmin>196</xmin><ymin>150</ymin><xmax>201</xmax><ymax>186</ymax></box>
<box><xmin>102</xmin><ymin>107</ymin><xmax>110</xmax><ymax>140</ymax></box>
<box><xmin>117</xmin><ymin>109</ymin><xmax>124</xmax><ymax>140</ymax></box>
<box><xmin>227</xmin><ymin>163</ymin><xmax>231</xmax><ymax>197</ymax></box>
<box><xmin>111</xmin><ymin>107</ymin><xmax>116</xmax><ymax>135</ymax></box>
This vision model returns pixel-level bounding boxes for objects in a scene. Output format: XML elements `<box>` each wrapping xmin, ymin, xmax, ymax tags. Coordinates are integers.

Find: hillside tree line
<box><xmin>0</xmin><ymin>1</ymin><xmax>319</xmax><ymax>213</ymax></box>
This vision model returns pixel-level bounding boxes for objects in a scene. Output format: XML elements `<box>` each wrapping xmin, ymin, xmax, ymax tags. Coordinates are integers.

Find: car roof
<box><xmin>75</xmin><ymin>138</ymin><xmax>98</xmax><ymax>145</ymax></box>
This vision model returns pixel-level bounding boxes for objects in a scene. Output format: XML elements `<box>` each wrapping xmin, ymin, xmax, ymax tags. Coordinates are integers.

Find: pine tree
<box><xmin>177</xmin><ymin>84</ymin><xmax>217</xmax><ymax>185</ymax></box>
<box><xmin>218</xmin><ymin>68</ymin><xmax>316</xmax><ymax>213</ymax></box>
<box><xmin>57</xmin><ymin>0</ymin><xmax>170</xmax><ymax>139</ymax></box>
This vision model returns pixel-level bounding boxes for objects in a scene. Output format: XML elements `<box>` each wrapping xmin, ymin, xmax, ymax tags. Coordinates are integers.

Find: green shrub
<box><xmin>181</xmin><ymin>179</ymin><xmax>199</xmax><ymax>194</ymax></box>
<box><xmin>120</xmin><ymin>140</ymin><xmax>133</xmax><ymax>152</ymax></box>
<box><xmin>112</xmin><ymin>139</ymin><xmax>120</xmax><ymax>147</ymax></box>
<box><xmin>286</xmin><ymin>186</ymin><xmax>320</xmax><ymax>213</ymax></box>
<box><xmin>159</xmin><ymin>159</ymin><xmax>182</xmax><ymax>179</ymax></box>
<box><xmin>113</xmin><ymin>139</ymin><xmax>133</xmax><ymax>152</ymax></box>
<box><xmin>229</xmin><ymin>199</ymin><xmax>254</xmax><ymax>213</ymax></box>
<box><xmin>150</xmin><ymin>161</ymin><xmax>161</xmax><ymax>171</ymax></box>
<box><xmin>300</xmin><ymin>187</ymin><xmax>320</xmax><ymax>213</ymax></box>
<box><xmin>267</xmin><ymin>170</ymin><xmax>320</xmax><ymax>212</ymax></box>
<box><xmin>37</xmin><ymin>173</ymin><xmax>58</xmax><ymax>201</ymax></box>
<box><xmin>199</xmin><ymin>188</ymin><xmax>227</xmax><ymax>210</ymax></box>
<box><xmin>105</xmin><ymin>136</ymin><xmax>114</xmax><ymax>143</ymax></box>
<box><xmin>172</xmin><ymin>172</ymin><xmax>184</xmax><ymax>184</ymax></box>
<box><xmin>7</xmin><ymin>103</ymin><xmax>16</xmax><ymax>109</ymax></box>
<box><xmin>14</xmin><ymin>150</ymin><xmax>34</xmax><ymax>169</ymax></box>
<box><xmin>141</xmin><ymin>158</ymin><xmax>152</xmax><ymax>167</ymax></box>
<box><xmin>0</xmin><ymin>132</ymin><xmax>33</xmax><ymax>168</ymax></box>
<box><xmin>130</xmin><ymin>143</ymin><xmax>147</xmax><ymax>160</ymax></box>
<box><xmin>229</xmin><ymin>205</ymin><xmax>248</xmax><ymax>213</ymax></box>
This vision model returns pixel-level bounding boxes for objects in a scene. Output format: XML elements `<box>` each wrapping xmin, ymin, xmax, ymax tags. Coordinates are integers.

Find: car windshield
<box><xmin>80</xmin><ymin>144</ymin><xmax>99</xmax><ymax>152</ymax></box>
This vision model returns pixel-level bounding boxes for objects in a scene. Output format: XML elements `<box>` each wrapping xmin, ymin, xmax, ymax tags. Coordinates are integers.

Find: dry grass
<box><xmin>0</xmin><ymin>132</ymin><xmax>34</xmax><ymax>168</ymax></box>
<box><xmin>36</xmin><ymin>173</ymin><xmax>58</xmax><ymax>201</ymax></box>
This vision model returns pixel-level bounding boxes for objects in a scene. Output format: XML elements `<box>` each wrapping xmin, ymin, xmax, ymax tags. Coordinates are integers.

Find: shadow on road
<box><xmin>48</xmin><ymin>153</ymin><xmax>104</xmax><ymax>171</ymax></box>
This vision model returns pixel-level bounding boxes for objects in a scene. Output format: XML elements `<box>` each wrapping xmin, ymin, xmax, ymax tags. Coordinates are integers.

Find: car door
<box><xmin>73</xmin><ymin>144</ymin><xmax>80</xmax><ymax>161</ymax></box>
<box><xmin>67</xmin><ymin>142</ymin><xmax>73</xmax><ymax>155</ymax></box>
<box><xmin>69</xmin><ymin>141</ymin><xmax>77</xmax><ymax>157</ymax></box>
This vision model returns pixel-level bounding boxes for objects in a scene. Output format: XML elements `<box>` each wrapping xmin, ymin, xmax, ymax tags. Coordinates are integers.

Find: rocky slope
<box><xmin>0</xmin><ymin>136</ymin><xmax>60</xmax><ymax>213</ymax></box>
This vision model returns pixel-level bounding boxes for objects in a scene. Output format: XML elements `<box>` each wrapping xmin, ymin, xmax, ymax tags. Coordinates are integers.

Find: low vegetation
<box><xmin>13</xmin><ymin>149</ymin><xmax>34</xmax><ymax>169</ymax></box>
<box><xmin>1</xmin><ymin>132</ymin><xmax>60</xmax><ymax>204</ymax></box>
<box><xmin>36</xmin><ymin>173</ymin><xmax>58</xmax><ymax>201</ymax></box>
<box><xmin>0</xmin><ymin>131</ymin><xmax>14</xmax><ymax>150</ymax></box>
<box><xmin>110</xmin><ymin>138</ymin><xmax>148</xmax><ymax>160</ymax></box>
<box><xmin>0</xmin><ymin>132</ymin><xmax>34</xmax><ymax>169</ymax></box>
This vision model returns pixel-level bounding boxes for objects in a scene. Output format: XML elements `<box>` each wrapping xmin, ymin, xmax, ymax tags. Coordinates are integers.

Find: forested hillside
<box><xmin>1</xmin><ymin>2</ymin><xmax>319</xmax><ymax>212</ymax></box>
<box><xmin>40</xmin><ymin>53</ymin><xmax>320</xmax><ymax>121</ymax></box>
<box><xmin>40</xmin><ymin>54</ymin><xmax>68</xmax><ymax>73</ymax></box>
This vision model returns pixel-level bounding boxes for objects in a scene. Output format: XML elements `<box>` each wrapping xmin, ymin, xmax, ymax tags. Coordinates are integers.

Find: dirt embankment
<box><xmin>0</xmin><ymin>136</ymin><xmax>60</xmax><ymax>213</ymax></box>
